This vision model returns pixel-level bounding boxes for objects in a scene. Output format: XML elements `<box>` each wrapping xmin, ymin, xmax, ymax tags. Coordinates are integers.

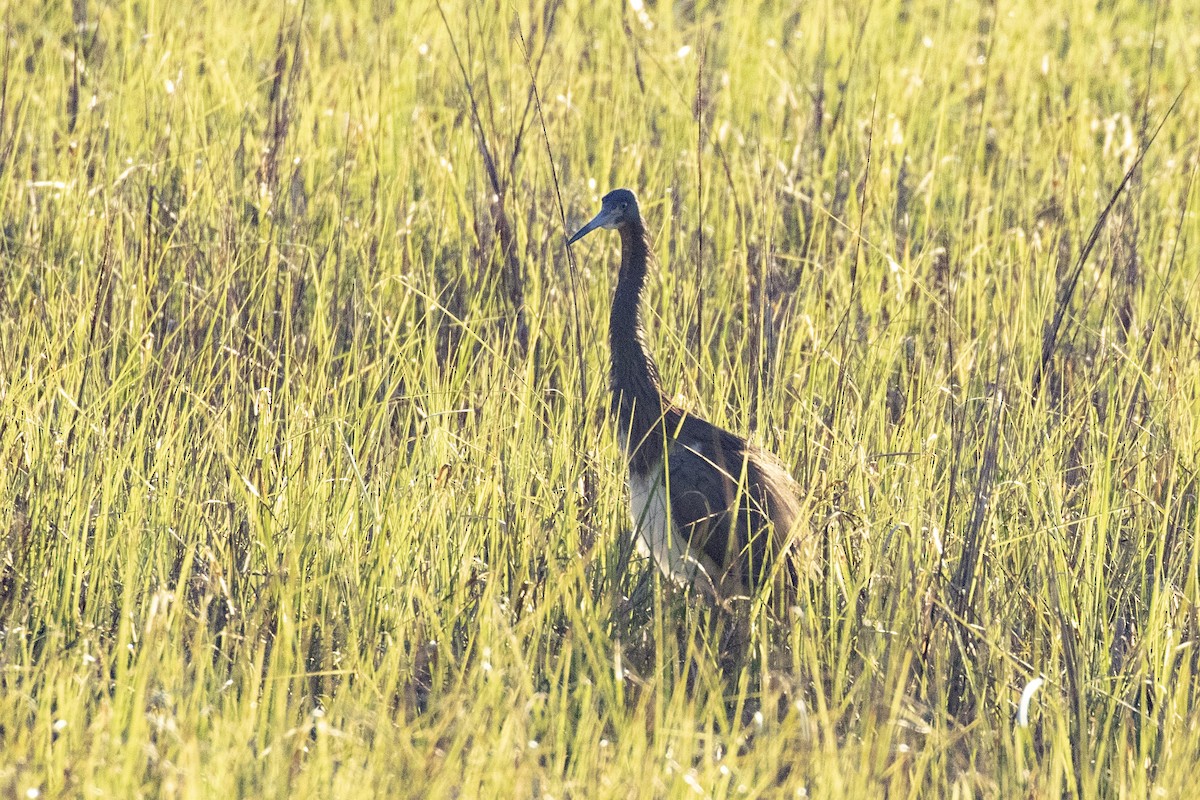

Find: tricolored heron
<box><xmin>569</xmin><ymin>188</ymin><xmax>805</xmax><ymax>605</ymax></box>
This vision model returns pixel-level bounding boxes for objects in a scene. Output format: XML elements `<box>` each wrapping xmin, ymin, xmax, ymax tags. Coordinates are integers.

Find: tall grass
<box><xmin>1</xmin><ymin>0</ymin><xmax>1198</xmax><ymax>796</ymax></box>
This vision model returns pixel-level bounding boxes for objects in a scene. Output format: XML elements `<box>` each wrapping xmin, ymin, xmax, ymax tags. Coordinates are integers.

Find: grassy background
<box><xmin>2</xmin><ymin>0</ymin><xmax>1199</xmax><ymax>796</ymax></box>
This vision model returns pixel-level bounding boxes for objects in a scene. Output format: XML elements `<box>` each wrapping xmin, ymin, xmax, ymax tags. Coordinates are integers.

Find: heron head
<box><xmin>567</xmin><ymin>188</ymin><xmax>640</xmax><ymax>244</ymax></box>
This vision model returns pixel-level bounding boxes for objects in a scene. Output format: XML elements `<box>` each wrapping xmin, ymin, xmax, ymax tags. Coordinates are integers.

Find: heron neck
<box><xmin>610</xmin><ymin>219</ymin><xmax>666</xmax><ymax>465</ymax></box>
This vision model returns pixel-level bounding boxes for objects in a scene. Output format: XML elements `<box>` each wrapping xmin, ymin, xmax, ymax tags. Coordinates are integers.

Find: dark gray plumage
<box><xmin>568</xmin><ymin>188</ymin><xmax>807</xmax><ymax>604</ymax></box>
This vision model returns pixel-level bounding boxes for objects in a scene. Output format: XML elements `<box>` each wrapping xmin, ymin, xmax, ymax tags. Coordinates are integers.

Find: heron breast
<box><xmin>627</xmin><ymin>463</ymin><xmax>714</xmax><ymax>590</ymax></box>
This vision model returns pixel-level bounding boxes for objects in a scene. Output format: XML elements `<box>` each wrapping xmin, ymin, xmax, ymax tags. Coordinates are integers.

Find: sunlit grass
<box><xmin>1</xmin><ymin>0</ymin><xmax>1198</xmax><ymax>796</ymax></box>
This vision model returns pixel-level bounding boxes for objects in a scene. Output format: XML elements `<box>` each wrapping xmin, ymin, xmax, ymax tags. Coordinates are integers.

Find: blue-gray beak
<box><xmin>567</xmin><ymin>207</ymin><xmax>615</xmax><ymax>244</ymax></box>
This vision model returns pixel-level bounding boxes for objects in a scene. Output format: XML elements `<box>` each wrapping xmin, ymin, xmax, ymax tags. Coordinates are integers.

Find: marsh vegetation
<box><xmin>1</xmin><ymin>0</ymin><xmax>1198</xmax><ymax>796</ymax></box>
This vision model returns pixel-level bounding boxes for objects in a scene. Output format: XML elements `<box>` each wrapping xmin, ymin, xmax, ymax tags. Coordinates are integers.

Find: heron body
<box><xmin>569</xmin><ymin>189</ymin><xmax>804</xmax><ymax>603</ymax></box>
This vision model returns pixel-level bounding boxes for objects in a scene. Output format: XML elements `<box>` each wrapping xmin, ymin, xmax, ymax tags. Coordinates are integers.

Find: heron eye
<box><xmin>620</xmin><ymin>202</ymin><xmax>628</xmax><ymax>211</ymax></box>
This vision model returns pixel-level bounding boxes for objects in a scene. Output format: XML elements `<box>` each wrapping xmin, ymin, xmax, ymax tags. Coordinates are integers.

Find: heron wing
<box><xmin>663</xmin><ymin>416</ymin><xmax>765</xmax><ymax>580</ymax></box>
